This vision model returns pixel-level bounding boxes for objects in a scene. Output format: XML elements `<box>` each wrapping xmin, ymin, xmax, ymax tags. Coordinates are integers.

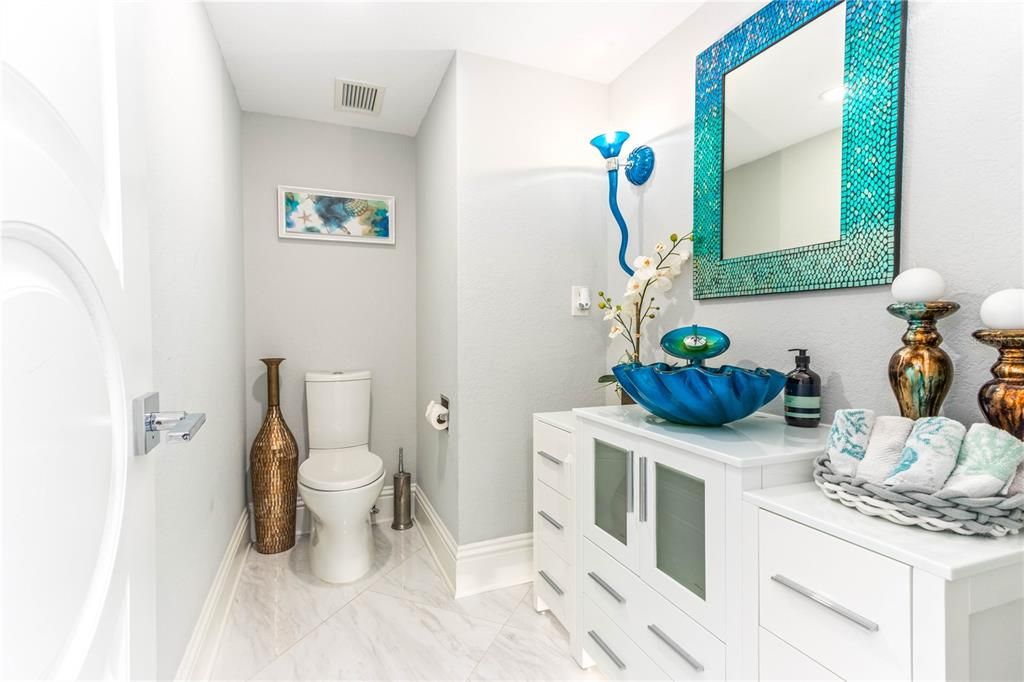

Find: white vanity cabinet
<box><xmin>532</xmin><ymin>411</ymin><xmax>577</xmax><ymax>633</ymax></box>
<box><xmin>745</xmin><ymin>484</ymin><xmax>1024</xmax><ymax>682</ymax></box>
<box><xmin>573</xmin><ymin>405</ymin><xmax>830</xmax><ymax>679</ymax></box>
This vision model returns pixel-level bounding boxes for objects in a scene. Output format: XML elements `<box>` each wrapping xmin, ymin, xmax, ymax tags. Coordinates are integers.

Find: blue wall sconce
<box><xmin>590</xmin><ymin>131</ymin><xmax>655</xmax><ymax>276</ymax></box>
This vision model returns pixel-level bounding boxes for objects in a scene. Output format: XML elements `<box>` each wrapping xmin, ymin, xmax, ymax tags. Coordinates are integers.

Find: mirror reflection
<box><xmin>722</xmin><ymin>3</ymin><xmax>846</xmax><ymax>259</ymax></box>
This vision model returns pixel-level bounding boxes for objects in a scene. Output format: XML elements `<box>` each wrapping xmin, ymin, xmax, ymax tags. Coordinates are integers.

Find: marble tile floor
<box><xmin>211</xmin><ymin>524</ymin><xmax>603</xmax><ymax>681</ymax></box>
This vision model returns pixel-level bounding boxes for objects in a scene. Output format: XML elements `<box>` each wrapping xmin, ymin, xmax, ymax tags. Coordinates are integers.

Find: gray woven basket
<box><xmin>813</xmin><ymin>454</ymin><xmax>1024</xmax><ymax>537</ymax></box>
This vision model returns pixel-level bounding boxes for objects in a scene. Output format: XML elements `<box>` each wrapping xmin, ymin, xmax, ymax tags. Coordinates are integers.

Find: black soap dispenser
<box><xmin>784</xmin><ymin>349</ymin><xmax>821</xmax><ymax>427</ymax></box>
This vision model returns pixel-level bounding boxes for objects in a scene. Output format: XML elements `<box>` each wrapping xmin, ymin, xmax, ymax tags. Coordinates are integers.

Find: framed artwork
<box><xmin>278</xmin><ymin>185</ymin><xmax>395</xmax><ymax>244</ymax></box>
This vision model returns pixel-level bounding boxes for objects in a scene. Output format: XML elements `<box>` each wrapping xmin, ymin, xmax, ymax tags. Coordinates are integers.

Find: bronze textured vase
<box><xmin>972</xmin><ymin>330</ymin><xmax>1024</xmax><ymax>440</ymax></box>
<box><xmin>250</xmin><ymin>358</ymin><xmax>298</xmax><ymax>554</ymax></box>
<box><xmin>887</xmin><ymin>301</ymin><xmax>960</xmax><ymax>418</ymax></box>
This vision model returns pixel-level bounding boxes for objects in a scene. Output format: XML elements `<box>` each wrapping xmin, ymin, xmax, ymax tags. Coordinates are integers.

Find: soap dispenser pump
<box><xmin>784</xmin><ymin>348</ymin><xmax>821</xmax><ymax>428</ymax></box>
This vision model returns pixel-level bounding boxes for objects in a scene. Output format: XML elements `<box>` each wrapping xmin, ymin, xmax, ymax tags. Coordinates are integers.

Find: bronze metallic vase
<box><xmin>972</xmin><ymin>330</ymin><xmax>1024</xmax><ymax>440</ymax></box>
<box><xmin>250</xmin><ymin>358</ymin><xmax>298</xmax><ymax>554</ymax></box>
<box><xmin>886</xmin><ymin>301</ymin><xmax>960</xmax><ymax>418</ymax></box>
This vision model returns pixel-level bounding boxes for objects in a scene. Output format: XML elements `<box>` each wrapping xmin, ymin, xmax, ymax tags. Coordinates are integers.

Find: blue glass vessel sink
<box><xmin>613</xmin><ymin>362</ymin><xmax>786</xmax><ymax>426</ymax></box>
<box><xmin>612</xmin><ymin>325</ymin><xmax>785</xmax><ymax>426</ymax></box>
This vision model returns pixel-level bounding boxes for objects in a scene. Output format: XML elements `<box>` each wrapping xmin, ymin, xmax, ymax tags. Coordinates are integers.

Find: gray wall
<box><xmin>116</xmin><ymin>4</ymin><xmax>247</xmax><ymax>677</ymax></box>
<box><xmin>454</xmin><ymin>52</ymin><xmax>610</xmax><ymax>544</ymax></box>
<box><xmin>607</xmin><ymin>0</ymin><xmax>1024</xmax><ymax>425</ymax></box>
<box><xmin>241</xmin><ymin>113</ymin><xmax>418</xmax><ymax>481</ymax></box>
<box><xmin>415</xmin><ymin>58</ymin><xmax>461</xmax><ymax>538</ymax></box>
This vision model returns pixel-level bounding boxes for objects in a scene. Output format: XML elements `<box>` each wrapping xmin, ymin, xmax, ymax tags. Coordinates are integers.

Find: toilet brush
<box><xmin>392</xmin><ymin>448</ymin><xmax>413</xmax><ymax>530</ymax></box>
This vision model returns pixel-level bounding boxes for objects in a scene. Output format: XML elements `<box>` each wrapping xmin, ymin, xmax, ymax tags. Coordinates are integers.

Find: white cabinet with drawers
<box><xmin>745</xmin><ymin>483</ymin><xmax>1024</xmax><ymax>681</ymax></box>
<box><xmin>532</xmin><ymin>411</ymin><xmax>578</xmax><ymax>633</ymax></box>
<box><xmin>572</xmin><ymin>405</ymin><xmax>829</xmax><ymax>679</ymax></box>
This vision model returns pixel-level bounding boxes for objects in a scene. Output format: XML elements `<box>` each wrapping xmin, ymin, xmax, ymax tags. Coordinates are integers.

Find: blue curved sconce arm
<box><xmin>606</xmin><ymin>170</ymin><xmax>633</xmax><ymax>276</ymax></box>
<box><xmin>590</xmin><ymin>131</ymin><xmax>655</xmax><ymax>277</ymax></box>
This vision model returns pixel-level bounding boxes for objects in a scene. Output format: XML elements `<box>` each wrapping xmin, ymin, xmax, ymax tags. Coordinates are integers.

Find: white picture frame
<box><xmin>278</xmin><ymin>185</ymin><xmax>396</xmax><ymax>245</ymax></box>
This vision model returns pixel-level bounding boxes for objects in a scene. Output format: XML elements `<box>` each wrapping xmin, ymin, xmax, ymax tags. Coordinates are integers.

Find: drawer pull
<box><xmin>587</xmin><ymin>571</ymin><xmax>625</xmax><ymax>603</ymax></box>
<box><xmin>626</xmin><ymin>450</ymin><xmax>635</xmax><ymax>513</ymax></box>
<box><xmin>647</xmin><ymin>624</ymin><xmax>704</xmax><ymax>672</ymax></box>
<box><xmin>639</xmin><ymin>456</ymin><xmax>648</xmax><ymax>522</ymax></box>
<box><xmin>538</xmin><ymin>570</ymin><xmax>564</xmax><ymax>596</ymax></box>
<box><xmin>587</xmin><ymin>630</ymin><xmax>626</xmax><ymax>670</ymax></box>
<box><xmin>537</xmin><ymin>510</ymin><xmax>563</xmax><ymax>530</ymax></box>
<box><xmin>538</xmin><ymin>450</ymin><xmax>563</xmax><ymax>465</ymax></box>
<box><xmin>770</xmin><ymin>574</ymin><xmax>879</xmax><ymax>632</ymax></box>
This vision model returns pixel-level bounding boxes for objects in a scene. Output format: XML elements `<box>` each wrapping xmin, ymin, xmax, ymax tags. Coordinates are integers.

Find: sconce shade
<box><xmin>590</xmin><ymin>131</ymin><xmax>630</xmax><ymax>159</ymax></box>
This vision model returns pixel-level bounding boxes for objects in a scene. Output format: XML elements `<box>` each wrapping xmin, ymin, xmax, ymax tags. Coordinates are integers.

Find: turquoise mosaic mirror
<box><xmin>693</xmin><ymin>0</ymin><xmax>906</xmax><ymax>299</ymax></box>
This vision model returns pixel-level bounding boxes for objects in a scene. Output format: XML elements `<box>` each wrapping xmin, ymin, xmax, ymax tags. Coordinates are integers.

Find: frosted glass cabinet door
<box><xmin>582</xmin><ymin>427</ymin><xmax>639</xmax><ymax>571</ymax></box>
<box><xmin>641</xmin><ymin>446</ymin><xmax>726</xmax><ymax>637</ymax></box>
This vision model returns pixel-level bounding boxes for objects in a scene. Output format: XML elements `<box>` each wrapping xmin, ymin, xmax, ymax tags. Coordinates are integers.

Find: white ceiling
<box><xmin>723</xmin><ymin>3</ymin><xmax>845</xmax><ymax>169</ymax></box>
<box><xmin>204</xmin><ymin>2</ymin><xmax>703</xmax><ymax>136</ymax></box>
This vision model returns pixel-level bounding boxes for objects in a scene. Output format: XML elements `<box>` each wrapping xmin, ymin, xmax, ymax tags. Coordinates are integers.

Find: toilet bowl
<box><xmin>298</xmin><ymin>370</ymin><xmax>385</xmax><ymax>583</ymax></box>
<box><xmin>299</xmin><ymin>445</ymin><xmax>385</xmax><ymax>583</ymax></box>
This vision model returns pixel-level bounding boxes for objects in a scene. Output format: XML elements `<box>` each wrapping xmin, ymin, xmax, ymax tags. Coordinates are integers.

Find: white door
<box><xmin>580</xmin><ymin>422</ymin><xmax>640</xmax><ymax>572</ymax></box>
<box><xmin>2</xmin><ymin>0</ymin><xmax>157</xmax><ymax>678</ymax></box>
<box><xmin>639</xmin><ymin>444</ymin><xmax>726</xmax><ymax>639</ymax></box>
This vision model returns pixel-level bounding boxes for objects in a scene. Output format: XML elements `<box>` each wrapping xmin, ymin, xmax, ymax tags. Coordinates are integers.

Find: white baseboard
<box><xmin>413</xmin><ymin>487</ymin><xmax>532</xmax><ymax>599</ymax></box>
<box><xmin>248</xmin><ymin>485</ymin><xmax>397</xmax><ymax>540</ymax></box>
<box><xmin>175</xmin><ymin>509</ymin><xmax>250</xmax><ymax>681</ymax></box>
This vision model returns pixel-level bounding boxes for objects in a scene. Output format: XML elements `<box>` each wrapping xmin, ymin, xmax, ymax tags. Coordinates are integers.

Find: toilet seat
<box><xmin>299</xmin><ymin>448</ymin><xmax>384</xmax><ymax>492</ymax></box>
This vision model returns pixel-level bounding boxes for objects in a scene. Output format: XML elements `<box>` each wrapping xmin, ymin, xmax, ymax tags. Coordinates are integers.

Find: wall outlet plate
<box><xmin>572</xmin><ymin>286</ymin><xmax>591</xmax><ymax>316</ymax></box>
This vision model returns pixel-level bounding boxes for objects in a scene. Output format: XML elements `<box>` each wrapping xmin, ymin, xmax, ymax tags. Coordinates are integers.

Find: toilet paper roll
<box><xmin>425</xmin><ymin>400</ymin><xmax>449</xmax><ymax>431</ymax></box>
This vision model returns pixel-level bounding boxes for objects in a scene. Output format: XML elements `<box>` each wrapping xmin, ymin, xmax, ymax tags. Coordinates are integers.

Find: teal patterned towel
<box><xmin>942</xmin><ymin>424</ymin><xmax>1024</xmax><ymax>497</ymax></box>
<box><xmin>1006</xmin><ymin>460</ymin><xmax>1024</xmax><ymax>497</ymax></box>
<box><xmin>886</xmin><ymin>417</ymin><xmax>966</xmax><ymax>492</ymax></box>
<box><xmin>826</xmin><ymin>409</ymin><xmax>876</xmax><ymax>476</ymax></box>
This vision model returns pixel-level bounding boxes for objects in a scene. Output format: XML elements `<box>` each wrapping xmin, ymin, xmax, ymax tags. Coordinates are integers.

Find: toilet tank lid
<box><xmin>305</xmin><ymin>370</ymin><xmax>371</xmax><ymax>383</ymax></box>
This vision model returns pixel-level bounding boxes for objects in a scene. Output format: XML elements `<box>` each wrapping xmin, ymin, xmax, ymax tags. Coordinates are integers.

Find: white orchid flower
<box><xmin>633</xmin><ymin>255</ymin><xmax>655</xmax><ymax>271</ymax></box>
<box><xmin>603</xmin><ymin>308</ymin><xmax>616</xmax><ymax>321</ymax></box>
<box><xmin>651</xmin><ymin>275</ymin><xmax>673</xmax><ymax>291</ymax></box>
<box><xmin>634</xmin><ymin>266</ymin><xmax>658</xmax><ymax>282</ymax></box>
<box><xmin>609</xmin><ymin>324</ymin><xmax>624</xmax><ymax>338</ymax></box>
<box><xmin>654</xmin><ymin>242</ymin><xmax>667</xmax><ymax>253</ymax></box>
<box><xmin>623</xmin><ymin>276</ymin><xmax>644</xmax><ymax>298</ymax></box>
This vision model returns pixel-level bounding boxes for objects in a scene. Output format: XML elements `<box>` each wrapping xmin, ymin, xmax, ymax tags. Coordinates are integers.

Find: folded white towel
<box><xmin>942</xmin><ymin>424</ymin><xmax>1024</xmax><ymax>497</ymax></box>
<box><xmin>886</xmin><ymin>417</ymin><xmax>966</xmax><ymax>492</ymax></box>
<box><xmin>856</xmin><ymin>416</ymin><xmax>914</xmax><ymax>484</ymax></box>
<box><xmin>1006</xmin><ymin>460</ymin><xmax>1024</xmax><ymax>497</ymax></box>
<box><xmin>826</xmin><ymin>409</ymin><xmax>876</xmax><ymax>476</ymax></box>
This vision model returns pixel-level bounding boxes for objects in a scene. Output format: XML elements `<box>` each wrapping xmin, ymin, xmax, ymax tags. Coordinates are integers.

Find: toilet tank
<box><xmin>305</xmin><ymin>370</ymin><xmax>371</xmax><ymax>449</ymax></box>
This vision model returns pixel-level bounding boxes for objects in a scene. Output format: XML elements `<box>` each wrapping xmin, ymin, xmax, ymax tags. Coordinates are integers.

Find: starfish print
<box><xmin>297</xmin><ymin>210</ymin><xmax>313</xmax><ymax>225</ymax></box>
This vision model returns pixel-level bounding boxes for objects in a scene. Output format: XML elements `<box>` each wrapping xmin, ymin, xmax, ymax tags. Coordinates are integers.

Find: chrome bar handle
<box><xmin>537</xmin><ymin>510</ymin><xmax>563</xmax><ymax>530</ymax></box>
<box><xmin>133</xmin><ymin>392</ymin><xmax>206</xmax><ymax>455</ymax></box>
<box><xmin>587</xmin><ymin>630</ymin><xmax>626</xmax><ymax>670</ymax></box>
<box><xmin>626</xmin><ymin>450</ymin><xmax>635</xmax><ymax>513</ymax></box>
<box><xmin>639</xmin><ymin>456</ymin><xmax>648</xmax><ymax>522</ymax></box>
<box><xmin>538</xmin><ymin>570</ymin><xmax>564</xmax><ymax>596</ymax></box>
<box><xmin>771</xmin><ymin>574</ymin><xmax>879</xmax><ymax>632</ymax></box>
<box><xmin>588</xmin><ymin>571</ymin><xmax>625</xmax><ymax>603</ymax></box>
<box><xmin>647</xmin><ymin>624</ymin><xmax>704</xmax><ymax>672</ymax></box>
<box><xmin>166</xmin><ymin>412</ymin><xmax>207</xmax><ymax>442</ymax></box>
<box><xmin>538</xmin><ymin>450</ymin><xmax>563</xmax><ymax>465</ymax></box>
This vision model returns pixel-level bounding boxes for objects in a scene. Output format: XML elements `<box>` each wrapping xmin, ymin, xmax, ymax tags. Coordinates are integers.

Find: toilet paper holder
<box><xmin>425</xmin><ymin>395</ymin><xmax>450</xmax><ymax>430</ymax></box>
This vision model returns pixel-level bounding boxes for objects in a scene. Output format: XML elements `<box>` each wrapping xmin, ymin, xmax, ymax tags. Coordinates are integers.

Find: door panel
<box><xmin>580</xmin><ymin>424</ymin><xmax>638</xmax><ymax>571</ymax></box>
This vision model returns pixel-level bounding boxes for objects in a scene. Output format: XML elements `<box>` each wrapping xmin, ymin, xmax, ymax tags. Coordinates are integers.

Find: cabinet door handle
<box><xmin>639</xmin><ymin>456</ymin><xmax>648</xmax><ymax>522</ymax></box>
<box><xmin>587</xmin><ymin>571</ymin><xmax>625</xmax><ymax>603</ymax></box>
<box><xmin>770</xmin><ymin>574</ymin><xmax>879</xmax><ymax>632</ymax></box>
<box><xmin>538</xmin><ymin>570</ymin><xmax>564</xmax><ymax>596</ymax></box>
<box><xmin>647</xmin><ymin>624</ymin><xmax>704</xmax><ymax>672</ymax></box>
<box><xmin>538</xmin><ymin>450</ymin><xmax>562</xmax><ymax>465</ymax></box>
<box><xmin>537</xmin><ymin>510</ymin><xmax>563</xmax><ymax>530</ymax></box>
<box><xmin>587</xmin><ymin>630</ymin><xmax>626</xmax><ymax>670</ymax></box>
<box><xmin>626</xmin><ymin>450</ymin><xmax>635</xmax><ymax>513</ymax></box>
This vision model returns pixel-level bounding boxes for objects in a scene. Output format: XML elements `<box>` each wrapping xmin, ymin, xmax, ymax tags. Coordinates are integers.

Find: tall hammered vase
<box><xmin>886</xmin><ymin>302</ymin><xmax>959</xmax><ymax>418</ymax></box>
<box><xmin>250</xmin><ymin>358</ymin><xmax>298</xmax><ymax>554</ymax></box>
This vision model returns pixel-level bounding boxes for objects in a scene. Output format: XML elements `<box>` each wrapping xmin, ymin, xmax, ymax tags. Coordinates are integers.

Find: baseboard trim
<box><xmin>175</xmin><ymin>508</ymin><xmax>250</xmax><ymax>681</ymax></box>
<box><xmin>248</xmin><ymin>485</ymin><xmax>397</xmax><ymax>540</ymax></box>
<box><xmin>413</xmin><ymin>487</ymin><xmax>532</xmax><ymax>599</ymax></box>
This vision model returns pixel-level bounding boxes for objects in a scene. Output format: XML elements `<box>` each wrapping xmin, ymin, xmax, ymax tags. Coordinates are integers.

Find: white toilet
<box><xmin>298</xmin><ymin>370</ymin><xmax>385</xmax><ymax>583</ymax></box>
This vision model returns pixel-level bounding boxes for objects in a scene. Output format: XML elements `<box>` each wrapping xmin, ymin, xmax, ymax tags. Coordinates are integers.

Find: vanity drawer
<box><xmin>583</xmin><ymin>595</ymin><xmax>668</xmax><ymax>681</ymax></box>
<box><xmin>534</xmin><ymin>422</ymin><xmax>573</xmax><ymax>498</ymax></box>
<box><xmin>759</xmin><ymin>628</ymin><xmax>840</xmax><ymax>681</ymax></box>
<box><xmin>584</xmin><ymin>539</ymin><xmax>724</xmax><ymax>680</ymax></box>
<box><xmin>535</xmin><ymin>481</ymin><xmax>572</xmax><ymax>561</ymax></box>
<box><xmin>534</xmin><ymin>538</ymin><xmax>572</xmax><ymax>628</ymax></box>
<box><xmin>759</xmin><ymin>510</ymin><xmax>911</xmax><ymax>681</ymax></box>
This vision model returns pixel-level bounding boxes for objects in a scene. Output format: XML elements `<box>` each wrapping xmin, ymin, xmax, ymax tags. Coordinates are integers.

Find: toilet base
<box><xmin>308</xmin><ymin>514</ymin><xmax>376</xmax><ymax>583</ymax></box>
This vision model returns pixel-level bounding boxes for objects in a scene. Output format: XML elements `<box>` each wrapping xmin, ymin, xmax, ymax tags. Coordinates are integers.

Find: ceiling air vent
<box><xmin>334</xmin><ymin>79</ymin><xmax>384</xmax><ymax>115</ymax></box>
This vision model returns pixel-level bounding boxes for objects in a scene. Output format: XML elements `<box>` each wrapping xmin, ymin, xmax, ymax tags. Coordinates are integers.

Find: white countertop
<box><xmin>572</xmin><ymin>405</ymin><xmax>830</xmax><ymax>468</ymax></box>
<box><xmin>534</xmin><ymin>410</ymin><xmax>576</xmax><ymax>433</ymax></box>
<box><xmin>745</xmin><ymin>483</ymin><xmax>1024</xmax><ymax>581</ymax></box>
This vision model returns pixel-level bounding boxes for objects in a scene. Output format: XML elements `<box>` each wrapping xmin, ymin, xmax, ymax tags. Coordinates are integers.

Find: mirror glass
<box><xmin>721</xmin><ymin>3</ymin><xmax>846</xmax><ymax>259</ymax></box>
